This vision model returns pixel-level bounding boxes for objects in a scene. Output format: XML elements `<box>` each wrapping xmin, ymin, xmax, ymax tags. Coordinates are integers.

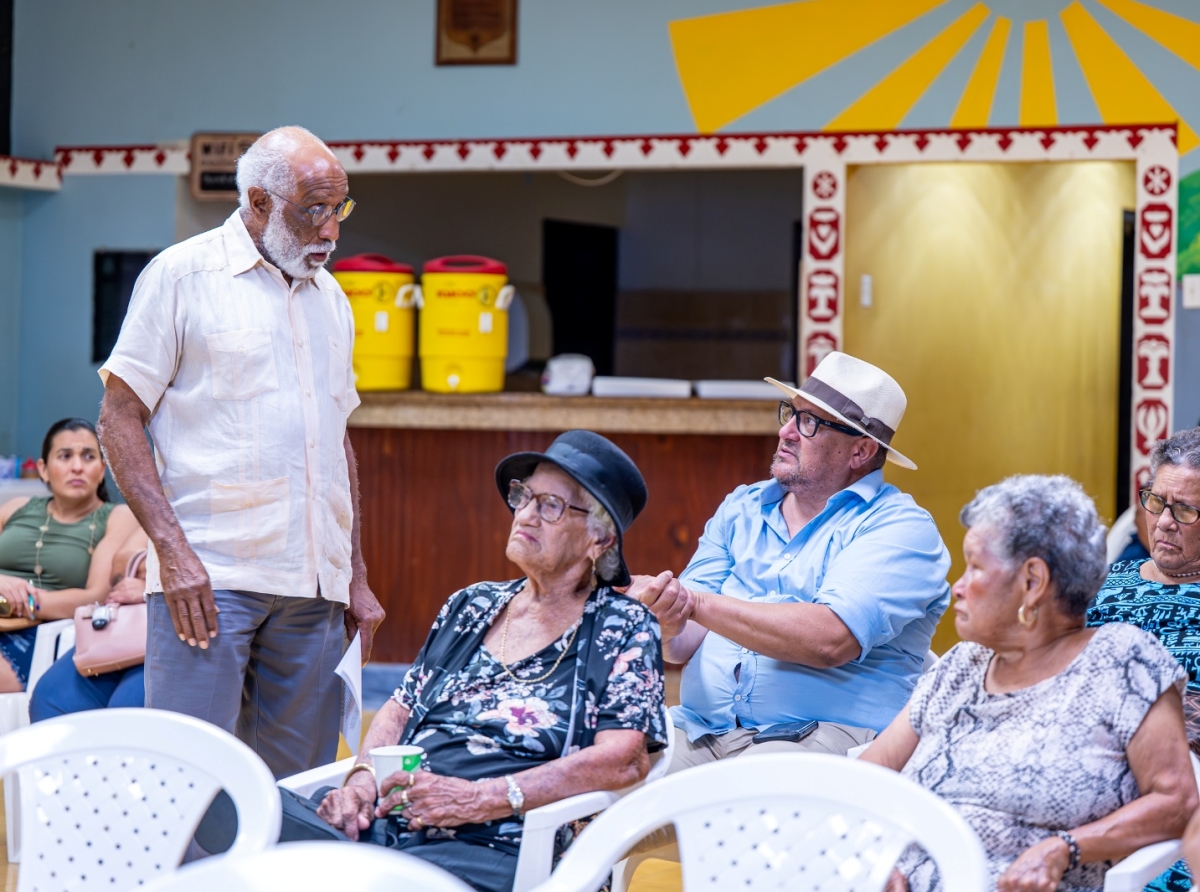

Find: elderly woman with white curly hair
<box><xmin>863</xmin><ymin>474</ymin><xmax>1197</xmax><ymax>892</ymax></box>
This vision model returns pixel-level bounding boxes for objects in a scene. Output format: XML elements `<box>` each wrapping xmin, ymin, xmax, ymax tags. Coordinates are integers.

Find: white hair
<box><xmin>235</xmin><ymin>126</ymin><xmax>326</xmax><ymax>208</ymax></box>
<box><xmin>579</xmin><ymin>490</ymin><xmax>622</xmax><ymax>583</ymax></box>
<box><xmin>959</xmin><ymin>474</ymin><xmax>1107</xmax><ymax>616</ymax></box>
<box><xmin>1150</xmin><ymin>427</ymin><xmax>1200</xmax><ymax>479</ymax></box>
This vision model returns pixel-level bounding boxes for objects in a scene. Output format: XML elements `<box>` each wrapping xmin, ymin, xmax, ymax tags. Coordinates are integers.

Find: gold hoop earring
<box><xmin>1017</xmin><ymin>605</ymin><xmax>1037</xmax><ymax>628</ymax></box>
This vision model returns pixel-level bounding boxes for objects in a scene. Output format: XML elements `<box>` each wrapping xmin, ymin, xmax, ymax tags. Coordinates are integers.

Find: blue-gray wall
<box><xmin>3</xmin><ymin>0</ymin><xmax>1199</xmax><ymax>455</ymax></box>
<box><xmin>0</xmin><ymin>190</ymin><xmax>21</xmax><ymax>456</ymax></box>
<box><xmin>14</xmin><ymin>177</ymin><xmax>174</xmax><ymax>456</ymax></box>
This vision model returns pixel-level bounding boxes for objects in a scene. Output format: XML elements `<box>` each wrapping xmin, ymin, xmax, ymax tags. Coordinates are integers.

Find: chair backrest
<box><xmin>642</xmin><ymin>702</ymin><xmax>675</xmax><ymax>785</ymax></box>
<box><xmin>27</xmin><ymin>618</ymin><xmax>76</xmax><ymax>695</ymax></box>
<box><xmin>541</xmin><ymin>753</ymin><xmax>989</xmax><ymax>892</ymax></box>
<box><xmin>0</xmin><ymin>708</ymin><xmax>281</xmax><ymax>892</ymax></box>
<box><xmin>137</xmin><ymin>841</ymin><xmax>477</xmax><ymax>892</ymax></box>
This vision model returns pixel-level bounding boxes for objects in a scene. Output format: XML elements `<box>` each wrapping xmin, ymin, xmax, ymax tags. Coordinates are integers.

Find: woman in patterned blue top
<box><xmin>1087</xmin><ymin>427</ymin><xmax>1200</xmax><ymax>892</ymax></box>
<box><xmin>278</xmin><ymin>432</ymin><xmax>668</xmax><ymax>892</ymax></box>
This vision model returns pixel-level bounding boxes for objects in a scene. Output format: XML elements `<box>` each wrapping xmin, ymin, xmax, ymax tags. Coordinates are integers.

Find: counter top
<box><xmin>349</xmin><ymin>391</ymin><xmax>780</xmax><ymax>435</ymax></box>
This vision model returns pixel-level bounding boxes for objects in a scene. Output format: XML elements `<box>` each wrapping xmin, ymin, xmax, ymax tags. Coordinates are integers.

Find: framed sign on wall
<box><xmin>436</xmin><ymin>0</ymin><xmax>517</xmax><ymax>65</ymax></box>
<box><xmin>189</xmin><ymin>132</ymin><xmax>260</xmax><ymax>201</ymax></box>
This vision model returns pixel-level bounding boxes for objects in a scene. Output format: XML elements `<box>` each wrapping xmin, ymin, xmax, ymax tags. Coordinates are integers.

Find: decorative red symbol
<box><xmin>806</xmin><ymin>270</ymin><xmax>840</xmax><ymax>322</ymax></box>
<box><xmin>1143</xmin><ymin>165</ymin><xmax>1172</xmax><ymax>196</ymax></box>
<box><xmin>1134</xmin><ymin>465</ymin><xmax>1152</xmax><ymax>492</ymax></box>
<box><xmin>807</xmin><ymin>208</ymin><xmax>841</xmax><ymax>260</ymax></box>
<box><xmin>1137</xmin><ymin>268</ymin><xmax>1172</xmax><ymax>323</ymax></box>
<box><xmin>457</xmin><ymin>144</ymin><xmax>470</xmax><ymax>160</ymax></box>
<box><xmin>1136</xmin><ymin>335</ymin><xmax>1170</xmax><ymax>390</ymax></box>
<box><xmin>352</xmin><ymin>145</ymin><xmax>365</xmax><ymax>162</ymax></box>
<box><xmin>493</xmin><ymin>143</ymin><xmax>506</xmax><ymax>160</ymax></box>
<box><xmin>811</xmin><ymin>171</ymin><xmax>838</xmax><ymax>200</ymax></box>
<box><xmin>1139</xmin><ymin>203</ymin><xmax>1173</xmax><ymax>259</ymax></box>
<box><xmin>422</xmin><ymin>144</ymin><xmax>436</xmax><ymax>161</ymax></box>
<box><xmin>1135</xmin><ymin>399</ymin><xmax>1169</xmax><ymax>455</ymax></box>
<box><xmin>387</xmin><ymin>146</ymin><xmax>400</xmax><ymax>163</ymax></box>
<box><xmin>805</xmin><ymin>332</ymin><xmax>838</xmax><ymax>376</ymax></box>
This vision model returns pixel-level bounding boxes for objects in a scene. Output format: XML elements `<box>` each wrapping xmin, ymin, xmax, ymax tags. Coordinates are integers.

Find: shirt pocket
<box><xmin>206</xmin><ymin>328</ymin><xmax>280</xmax><ymax>401</ymax></box>
<box><xmin>205</xmin><ymin>476</ymin><xmax>290</xmax><ymax>559</ymax></box>
<box><xmin>327</xmin><ymin>334</ymin><xmax>353</xmax><ymax>414</ymax></box>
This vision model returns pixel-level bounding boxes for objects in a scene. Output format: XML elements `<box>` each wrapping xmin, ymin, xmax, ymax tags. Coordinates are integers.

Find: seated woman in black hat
<box><xmin>278</xmin><ymin>430</ymin><xmax>667</xmax><ymax>892</ymax></box>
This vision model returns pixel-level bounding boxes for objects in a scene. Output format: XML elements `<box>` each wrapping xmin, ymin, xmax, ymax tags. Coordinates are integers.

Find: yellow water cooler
<box><xmin>332</xmin><ymin>254</ymin><xmax>416</xmax><ymax>391</ymax></box>
<box><xmin>418</xmin><ymin>255</ymin><xmax>514</xmax><ymax>393</ymax></box>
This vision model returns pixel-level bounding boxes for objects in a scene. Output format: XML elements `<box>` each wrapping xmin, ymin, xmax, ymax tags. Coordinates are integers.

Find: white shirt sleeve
<box><xmin>98</xmin><ymin>256</ymin><xmax>180</xmax><ymax>414</ymax></box>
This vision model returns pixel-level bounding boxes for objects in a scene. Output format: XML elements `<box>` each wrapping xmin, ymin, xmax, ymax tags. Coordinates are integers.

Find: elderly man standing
<box><xmin>632</xmin><ymin>352</ymin><xmax>950</xmax><ymax>769</ymax></box>
<box><xmin>97</xmin><ymin>126</ymin><xmax>384</xmax><ymax>777</ymax></box>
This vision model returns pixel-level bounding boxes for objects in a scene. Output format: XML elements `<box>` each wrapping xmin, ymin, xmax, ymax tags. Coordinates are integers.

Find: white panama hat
<box><xmin>765</xmin><ymin>351</ymin><xmax>917</xmax><ymax>470</ymax></box>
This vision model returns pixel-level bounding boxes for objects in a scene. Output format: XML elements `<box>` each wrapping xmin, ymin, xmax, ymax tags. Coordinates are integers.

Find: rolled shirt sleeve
<box><xmin>812</xmin><ymin>504</ymin><xmax>953</xmax><ymax>661</ymax></box>
<box><xmin>98</xmin><ymin>255</ymin><xmax>180</xmax><ymax>413</ymax></box>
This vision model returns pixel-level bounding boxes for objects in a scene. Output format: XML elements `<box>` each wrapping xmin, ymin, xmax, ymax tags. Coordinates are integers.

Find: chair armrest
<box><xmin>1103</xmin><ymin>840</ymin><xmax>1182</xmax><ymax>892</ymax></box>
<box><xmin>512</xmin><ymin>791</ymin><xmax>621</xmax><ymax>892</ymax></box>
<box><xmin>278</xmin><ymin>757</ymin><xmax>356</xmax><ymax>799</ymax></box>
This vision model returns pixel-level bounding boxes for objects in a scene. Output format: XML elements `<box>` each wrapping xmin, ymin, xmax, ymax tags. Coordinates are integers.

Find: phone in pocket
<box><xmin>751</xmin><ymin>719</ymin><xmax>819</xmax><ymax>745</ymax></box>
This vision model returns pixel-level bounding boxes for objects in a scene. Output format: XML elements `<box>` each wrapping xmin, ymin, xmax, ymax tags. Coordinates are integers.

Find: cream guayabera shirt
<box><xmin>100</xmin><ymin>212</ymin><xmax>360</xmax><ymax>604</ymax></box>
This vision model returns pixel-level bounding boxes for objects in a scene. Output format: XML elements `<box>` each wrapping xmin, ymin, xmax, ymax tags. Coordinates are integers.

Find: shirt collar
<box><xmin>223</xmin><ymin>210</ymin><xmax>266</xmax><ymax>276</ymax></box>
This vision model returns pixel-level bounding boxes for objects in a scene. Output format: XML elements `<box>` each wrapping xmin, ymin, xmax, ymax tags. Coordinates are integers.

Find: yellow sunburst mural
<box><xmin>669</xmin><ymin>0</ymin><xmax>1200</xmax><ymax>153</ymax></box>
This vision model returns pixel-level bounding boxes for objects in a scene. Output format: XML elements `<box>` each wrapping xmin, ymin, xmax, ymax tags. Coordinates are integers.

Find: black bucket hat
<box><xmin>494</xmin><ymin>430</ymin><xmax>648</xmax><ymax>587</ymax></box>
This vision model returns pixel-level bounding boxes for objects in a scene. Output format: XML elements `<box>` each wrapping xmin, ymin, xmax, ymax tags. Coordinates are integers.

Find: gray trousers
<box><xmin>665</xmin><ymin>720</ymin><xmax>876</xmax><ymax>774</ymax></box>
<box><xmin>146</xmin><ymin>590</ymin><xmax>345</xmax><ymax>779</ymax></box>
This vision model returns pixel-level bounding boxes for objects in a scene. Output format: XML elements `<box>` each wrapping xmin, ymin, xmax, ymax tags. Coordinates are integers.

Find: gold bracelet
<box><xmin>343</xmin><ymin>762</ymin><xmax>376</xmax><ymax>785</ymax></box>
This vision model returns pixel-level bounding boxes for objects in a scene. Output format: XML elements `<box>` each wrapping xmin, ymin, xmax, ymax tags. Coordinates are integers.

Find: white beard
<box><xmin>261</xmin><ymin>205</ymin><xmax>335</xmax><ymax>279</ymax></box>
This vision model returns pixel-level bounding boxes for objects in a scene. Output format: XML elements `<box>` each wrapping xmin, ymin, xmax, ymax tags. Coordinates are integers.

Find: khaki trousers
<box><xmin>629</xmin><ymin>720</ymin><xmax>877</xmax><ymax>856</ymax></box>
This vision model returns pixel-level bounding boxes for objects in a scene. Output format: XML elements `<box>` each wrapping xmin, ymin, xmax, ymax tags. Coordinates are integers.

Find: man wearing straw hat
<box><xmin>630</xmin><ymin>352</ymin><xmax>950</xmax><ymax>769</ymax></box>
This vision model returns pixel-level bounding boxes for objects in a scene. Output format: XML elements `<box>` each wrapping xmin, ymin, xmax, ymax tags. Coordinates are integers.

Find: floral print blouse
<box><xmin>392</xmin><ymin>579</ymin><xmax>667</xmax><ymax>856</ymax></box>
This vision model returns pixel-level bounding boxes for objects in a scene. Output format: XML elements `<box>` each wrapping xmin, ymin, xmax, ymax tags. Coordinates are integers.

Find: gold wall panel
<box><xmin>843</xmin><ymin>161</ymin><xmax>1134</xmax><ymax>652</ymax></box>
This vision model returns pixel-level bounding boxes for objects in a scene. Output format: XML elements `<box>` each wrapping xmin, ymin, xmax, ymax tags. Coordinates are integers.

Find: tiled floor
<box><xmin>0</xmin><ymin>670</ymin><xmax>685</xmax><ymax>892</ymax></box>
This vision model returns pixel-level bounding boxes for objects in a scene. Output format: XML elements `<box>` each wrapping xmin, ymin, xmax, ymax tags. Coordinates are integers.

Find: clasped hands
<box><xmin>620</xmin><ymin>570</ymin><xmax>696</xmax><ymax>640</ymax></box>
<box><xmin>317</xmin><ymin>768</ymin><xmax>507</xmax><ymax>842</ymax></box>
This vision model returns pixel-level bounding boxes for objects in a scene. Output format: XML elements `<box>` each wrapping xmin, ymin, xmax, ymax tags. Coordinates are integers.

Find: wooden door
<box><xmin>843</xmin><ymin>160</ymin><xmax>1133</xmax><ymax>652</ymax></box>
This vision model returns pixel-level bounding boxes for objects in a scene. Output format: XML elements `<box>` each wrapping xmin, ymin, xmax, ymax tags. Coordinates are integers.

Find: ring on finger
<box><xmin>409</xmin><ymin>815</ymin><xmax>423</xmax><ymax>830</ymax></box>
<box><xmin>405</xmin><ymin>773</ymin><xmax>417</xmax><ymax>787</ymax></box>
<box><xmin>400</xmin><ymin>789</ymin><xmax>410</xmax><ymax>807</ymax></box>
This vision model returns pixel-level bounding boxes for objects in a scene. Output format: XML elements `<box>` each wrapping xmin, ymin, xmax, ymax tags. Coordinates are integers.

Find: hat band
<box><xmin>799</xmin><ymin>377</ymin><xmax>896</xmax><ymax>445</ymax></box>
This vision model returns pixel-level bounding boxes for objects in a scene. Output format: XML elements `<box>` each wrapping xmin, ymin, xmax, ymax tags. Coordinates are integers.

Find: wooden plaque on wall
<box><xmin>436</xmin><ymin>0</ymin><xmax>517</xmax><ymax>65</ymax></box>
<box><xmin>189</xmin><ymin>132</ymin><xmax>261</xmax><ymax>201</ymax></box>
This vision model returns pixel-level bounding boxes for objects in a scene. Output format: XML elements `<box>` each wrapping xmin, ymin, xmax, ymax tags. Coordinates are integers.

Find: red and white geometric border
<box><xmin>0</xmin><ymin>155</ymin><xmax>62</xmax><ymax>191</ymax></box>
<box><xmin>49</xmin><ymin>123</ymin><xmax>1181</xmax><ymax>489</ymax></box>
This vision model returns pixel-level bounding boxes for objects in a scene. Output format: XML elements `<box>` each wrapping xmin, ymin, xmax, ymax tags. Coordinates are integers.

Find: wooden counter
<box><xmin>349</xmin><ymin>391</ymin><xmax>781</xmax><ymax>435</ymax></box>
<box><xmin>349</xmin><ymin>391</ymin><xmax>781</xmax><ymax>662</ymax></box>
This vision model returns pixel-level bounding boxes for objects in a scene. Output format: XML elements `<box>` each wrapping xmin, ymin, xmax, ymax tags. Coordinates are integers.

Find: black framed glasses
<box><xmin>1139</xmin><ymin>489</ymin><xmax>1200</xmax><ymax>525</ymax></box>
<box><xmin>507</xmin><ymin>480</ymin><xmax>590</xmax><ymax>523</ymax></box>
<box><xmin>266</xmin><ymin>191</ymin><xmax>355</xmax><ymax>227</ymax></box>
<box><xmin>778</xmin><ymin>401</ymin><xmax>864</xmax><ymax>439</ymax></box>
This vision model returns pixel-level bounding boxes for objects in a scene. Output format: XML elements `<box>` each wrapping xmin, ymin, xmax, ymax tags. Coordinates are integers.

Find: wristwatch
<box><xmin>504</xmin><ymin>774</ymin><xmax>525</xmax><ymax>818</ymax></box>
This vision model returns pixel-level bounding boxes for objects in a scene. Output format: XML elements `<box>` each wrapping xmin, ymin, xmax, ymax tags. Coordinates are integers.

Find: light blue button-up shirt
<box><xmin>673</xmin><ymin>470</ymin><xmax>950</xmax><ymax>739</ymax></box>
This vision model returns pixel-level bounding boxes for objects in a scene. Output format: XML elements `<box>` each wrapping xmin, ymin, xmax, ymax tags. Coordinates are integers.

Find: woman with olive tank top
<box><xmin>0</xmin><ymin>419</ymin><xmax>138</xmax><ymax>691</ymax></box>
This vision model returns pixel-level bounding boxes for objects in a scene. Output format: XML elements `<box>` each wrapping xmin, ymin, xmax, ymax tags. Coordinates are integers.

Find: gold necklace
<box><xmin>498</xmin><ymin>593</ymin><xmax>581</xmax><ymax>684</ymax></box>
<box><xmin>35</xmin><ymin>499</ymin><xmax>99</xmax><ymax>588</ymax></box>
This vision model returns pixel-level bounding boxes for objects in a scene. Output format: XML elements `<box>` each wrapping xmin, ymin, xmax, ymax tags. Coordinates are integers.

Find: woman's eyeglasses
<box><xmin>266</xmin><ymin>191</ymin><xmax>355</xmax><ymax>227</ymax></box>
<box><xmin>507</xmin><ymin>480</ymin><xmax>589</xmax><ymax>524</ymax></box>
<box><xmin>1139</xmin><ymin>489</ymin><xmax>1200</xmax><ymax>525</ymax></box>
<box><xmin>777</xmin><ymin>401</ymin><xmax>864</xmax><ymax>439</ymax></box>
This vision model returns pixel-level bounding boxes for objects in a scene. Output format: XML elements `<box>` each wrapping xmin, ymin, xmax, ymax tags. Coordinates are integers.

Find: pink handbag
<box><xmin>72</xmin><ymin>551</ymin><xmax>147</xmax><ymax>677</ymax></box>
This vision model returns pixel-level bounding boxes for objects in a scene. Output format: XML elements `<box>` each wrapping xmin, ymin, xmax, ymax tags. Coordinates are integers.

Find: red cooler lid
<box><xmin>423</xmin><ymin>255</ymin><xmax>507</xmax><ymax>275</ymax></box>
<box><xmin>333</xmin><ymin>254</ymin><xmax>414</xmax><ymax>274</ymax></box>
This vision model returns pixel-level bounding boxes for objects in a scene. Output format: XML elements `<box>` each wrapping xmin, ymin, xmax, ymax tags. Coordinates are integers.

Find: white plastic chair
<box><xmin>279</xmin><ymin>702</ymin><xmax>676</xmax><ymax>892</ymax></box>
<box><xmin>136</xmin><ymin>841</ymin><xmax>476</xmax><ymax>892</ymax></box>
<box><xmin>533</xmin><ymin>753</ymin><xmax>989</xmax><ymax>892</ymax></box>
<box><xmin>0</xmin><ymin>617</ymin><xmax>78</xmax><ymax>862</ymax></box>
<box><xmin>1102</xmin><ymin>751</ymin><xmax>1200</xmax><ymax>891</ymax></box>
<box><xmin>0</xmin><ymin>708</ymin><xmax>281</xmax><ymax>892</ymax></box>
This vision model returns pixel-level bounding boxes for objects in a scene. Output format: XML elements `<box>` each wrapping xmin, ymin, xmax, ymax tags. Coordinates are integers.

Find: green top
<box><xmin>0</xmin><ymin>497</ymin><xmax>114</xmax><ymax>590</ymax></box>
